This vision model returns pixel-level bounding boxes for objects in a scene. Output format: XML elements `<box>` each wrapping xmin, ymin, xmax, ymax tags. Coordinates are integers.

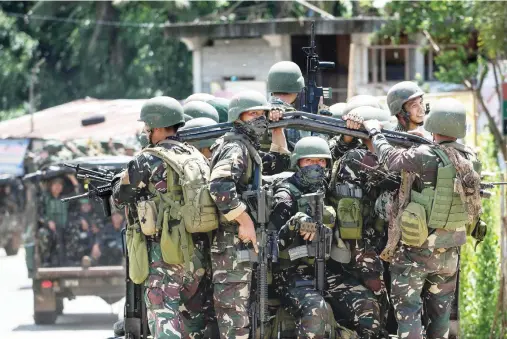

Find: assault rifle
<box><xmin>60</xmin><ymin>164</ymin><xmax>114</xmax><ymax>216</ymax></box>
<box><xmin>178</xmin><ymin>111</ymin><xmax>431</xmax><ymax>148</ymax></box>
<box><xmin>240</xmin><ymin>167</ymin><xmax>277</xmax><ymax>339</ymax></box>
<box><xmin>298</xmin><ymin>192</ymin><xmax>331</xmax><ymax>295</ymax></box>
<box><xmin>300</xmin><ymin>21</ymin><xmax>335</xmax><ymax>114</ymax></box>
<box><xmin>352</xmin><ymin>159</ymin><xmax>499</xmax><ymax>199</ymax></box>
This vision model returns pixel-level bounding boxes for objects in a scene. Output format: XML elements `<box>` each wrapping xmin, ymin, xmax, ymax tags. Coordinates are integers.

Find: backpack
<box><xmin>143</xmin><ymin>140</ymin><xmax>219</xmax><ymax>234</ymax></box>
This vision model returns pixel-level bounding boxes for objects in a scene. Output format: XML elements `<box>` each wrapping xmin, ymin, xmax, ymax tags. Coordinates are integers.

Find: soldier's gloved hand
<box><xmin>290</xmin><ymin>212</ymin><xmax>317</xmax><ymax>241</ymax></box>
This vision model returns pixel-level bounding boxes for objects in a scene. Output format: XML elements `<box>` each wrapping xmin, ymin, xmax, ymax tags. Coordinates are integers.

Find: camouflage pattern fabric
<box><xmin>329</xmin><ymin>148</ymin><xmax>389</xmax><ymax>332</ymax></box>
<box><xmin>112</xmin><ymin>136</ymin><xmax>214</xmax><ymax>338</ymax></box>
<box><xmin>145</xmin><ymin>242</ymin><xmax>210</xmax><ymax>339</ymax></box>
<box><xmin>208</xmin><ymin>127</ymin><xmax>289</xmax><ymax>338</ymax></box>
<box><xmin>37</xmin><ymin>227</ymin><xmax>58</xmax><ymax>266</ymax></box>
<box><xmin>372</xmin><ymin>136</ymin><xmax>468</xmax><ymax>248</ymax></box>
<box><xmin>97</xmin><ymin>220</ymin><xmax>124</xmax><ymax>265</ymax></box>
<box><xmin>326</xmin><ymin>261</ymin><xmax>382</xmax><ymax>339</ymax></box>
<box><xmin>65</xmin><ymin>209</ymin><xmax>104</xmax><ymax>264</ymax></box>
<box><xmin>38</xmin><ymin>192</ymin><xmax>69</xmax><ymax>266</ymax></box>
<box><xmin>371</xmin><ymin>135</ymin><xmax>478</xmax><ymax>338</ymax></box>
<box><xmin>270</xmin><ymin>175</ymin><xmax>333</xmax><ymax>338</ymax></box>
<box><xmin>327</xmin><ymin>136</ymin><xmax>363</xmax><ymax>162</ymax></box>
<box><xmin>390</xmin><ymin>246</ymin><xmax>459</xmax><ymax>339</ymax></box>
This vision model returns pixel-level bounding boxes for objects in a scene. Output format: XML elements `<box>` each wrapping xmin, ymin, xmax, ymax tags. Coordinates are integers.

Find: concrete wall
<box><xmin>198</xmin><ymin>36</ymin><xmax>291</xmax><ymax>94</ymax></box>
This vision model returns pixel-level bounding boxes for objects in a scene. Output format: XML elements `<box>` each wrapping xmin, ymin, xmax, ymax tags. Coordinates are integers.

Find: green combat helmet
<box><xmin>290</xmin><ymin>136</ymin><xmax>332</xmax><ymax>169</ymax></box>
<box><xmin>228</xmin><ymin>90</ymin><xmax>271</xmax><ymax>122</ymax></box>
<box><xmin>183</xmin><ymin>101</ymin><xmax>219</xmax><ymax>122</ymax></box>
<box><xmin>267</xmin><ymin>61</ymin><xmax>305</xmax><ymax>94</ymax></box>
<box><xmin>139</xmin><ymin>96</ymin><xmax>185</xmax><ymax>129</ymax></box>
<box><xmin>386</xmin><ymin>81</ymin><xmax>424</xmax><ymax>116</ymax></box>
<box><xmin>180</xmin><ymin>117</ymin><xmax>218</xmax><ymax>149</ymax></box>
<box><xmin>184</xmin><ymin>93</ymin><xmax>215</xmax><ymax>105</ymax></box>
<box><xmin>329</xmin><ymin>102</ymin><xmax>347</xmax><ymax>119</ymax></box>
<box><xmin>424</xmin><ymin>98</ymin><xmax>466</xmax><ymax>138</ymax></box>
<box><xmin>208</xmin><ymin>97</ymin><xmax>230</xmax><ymax>123</ymax></box>
<box><xmin>342</xmin><ymin>95</ymin><xmax>382</xmax><ymax>116</ymax></box>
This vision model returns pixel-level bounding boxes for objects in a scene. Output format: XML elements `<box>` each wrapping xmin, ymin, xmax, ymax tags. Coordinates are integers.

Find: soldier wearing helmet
<box><xmin>208</xmin><ymin>90</ymin><xmax>290</xmax><ymax>338</ymax></box>
<box><xmin>386</xmin><ymin>81</ymin><xmax>427</xmax><ymax>132</ymax></box>
<box><xmin>185</xmin><ymin>93</ymin><xmax>230</xmax><ymax>123</ymax></box>
<box><xmin>112</xmin><ymin>96</ymin><xmax>214</xmax><ymax>338</ymax></box>
<box><xmin>359</xmin><ymin>98</ymin><xmax>483</xmax><ymax>339</ymax></box>
<box><xmin>269</xmin><ymin>136</ymin><xmax>337</xmax><ymax>337</ymax></box>
<box><xmin>267</xmin><ymin>61</ymin><xmax>307</xmax><ymax>150</ymax></box>
<box><xmin>327</xmin><ymin>95</ymin><xmax>384</xmax><ymax>161</ymax></box>
<box><xmin>325</xmin><ymin>101</ymin><xmax>395</xmax><ymax>338</ymax></box>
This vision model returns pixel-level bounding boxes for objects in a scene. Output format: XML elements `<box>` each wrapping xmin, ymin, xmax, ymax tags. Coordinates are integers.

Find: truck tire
<box><xmin>56</xmin><ymin>298</ymin><xmax>64</xmax><ymax>315</ymax></box>
<box><xmin>34</xmin><ymin>311</ymin><xmax>57</xmax><ymax>325</ymax></box>
<box><xmin>4</xmin><ymin>237</ymin><xmax>19</xmax><ymax>256</ymax></box>
<box><xmin>81</xmin><ymin>115</ymin><xmax>106</xmax><ymax>126</ymax></box>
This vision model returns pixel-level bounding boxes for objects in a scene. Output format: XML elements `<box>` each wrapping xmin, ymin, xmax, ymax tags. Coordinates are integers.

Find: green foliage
<box><xmin>459</xmin><ymin>132</ymin><xmax>501</xmax><ymax>338</ymax></box>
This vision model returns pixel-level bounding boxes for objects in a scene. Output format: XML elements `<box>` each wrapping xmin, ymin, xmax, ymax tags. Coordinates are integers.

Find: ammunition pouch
<box><xmin>160</xmin><ymin>209</ymin><xmax>194</xmax><ymax>271</ymax></box>
<box><xmin>126</xmin><ymin>222</ymin><xmax>149</xmax><ymax>284</ymax></box>
<box><xmin>471</xmin><ymin>219</ymin><xmax>487</xmax><ymax>243</ymax></box>
<box><xmin>400</xmin><ymin>202</ymin><xmax>428</xmax><ymax>247</ymax></box>
<box><xmin>136</xmin><ymin>200</ymin><xmax>157</xmax><ymax>236</ymax></box>
<box><xmin>336</xmin><ymin>197</ymin><xmax>363</xmax><ymax>240</ymax></box>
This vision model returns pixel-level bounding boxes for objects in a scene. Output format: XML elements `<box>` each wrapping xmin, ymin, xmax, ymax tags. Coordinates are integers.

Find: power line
<box><xmin>4</xmin><ymin>11</ymin><xmax>168</xmax><ymax>29</ymax></box>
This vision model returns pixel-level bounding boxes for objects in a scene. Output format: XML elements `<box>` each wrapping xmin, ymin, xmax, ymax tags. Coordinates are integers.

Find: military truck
<box><xmin>24</xmin><ymin>155</ymin><xmax>131</xmax><ymax>325</ymax></box>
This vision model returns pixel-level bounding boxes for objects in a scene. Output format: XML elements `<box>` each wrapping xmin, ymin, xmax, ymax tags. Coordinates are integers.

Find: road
<box><xmin>0</xmin><ymin>248</ymin><xmax>123</xmax><ymax>339</ymax></box>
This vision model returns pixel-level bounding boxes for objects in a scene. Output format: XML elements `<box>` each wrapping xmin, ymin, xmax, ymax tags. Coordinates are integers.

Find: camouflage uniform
<box><xmin>270</xmin><ymin>174</ymin><xmax>333</xmax><ymax>338</ymax></box>
<box><xmin>96</xmin><ymin>217</ymin><xmax>125</xmax><ymax>266</ymax></box>
<box><xmin>38</xmin><ymin>191</ymin><xmax>69</xmax><ymax>266</ymax></box>
<box><xmin>328</xmin><ymin>148</ymin><xmax>389</xmax><ymax>338</ymax></box>
<box><xmin>327</xmin><ymin>136</ymin><xmax>363</xmax><ymax>162</ymax></box>
<box><xmin>209</xmin><ymin>126</ymin><xmax>289</xmax><ymax>338</ymax></box>
<box><xmin>371</xmin><ymin>135</ymin><xmax>474</xmax><ymax>339</ymax></box>
<box><xmin>113</xmin><ymin>136</ymin><xmax>213</xmax><ymax>339</ymax></box>
<box><xmin>65</xmin><ymin>205</ymin><xmax>103</xmax><ymax>264</ymax></box>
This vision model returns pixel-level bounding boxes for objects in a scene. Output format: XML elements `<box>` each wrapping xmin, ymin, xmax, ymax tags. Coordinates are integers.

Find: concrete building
<box><xmin>164</xmin><ymin>18</ymin><xmax>437</xmax><ymax>103</ymax></box>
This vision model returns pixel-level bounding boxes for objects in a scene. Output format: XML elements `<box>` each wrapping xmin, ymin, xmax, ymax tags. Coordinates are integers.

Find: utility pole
<box><xmin>29</xmin><ymin>59</ymin><xmax>45</xmax><ymax>133</ymax></box>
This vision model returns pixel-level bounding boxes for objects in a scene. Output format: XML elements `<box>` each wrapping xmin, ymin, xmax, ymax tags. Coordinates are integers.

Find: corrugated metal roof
<box><xmin>0</xmin><ymin>97</ymin><xmax>147</xmax><ymax>141</ymax></box>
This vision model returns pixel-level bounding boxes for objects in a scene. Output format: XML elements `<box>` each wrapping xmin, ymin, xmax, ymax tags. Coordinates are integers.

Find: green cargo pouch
<box><xmin>337</xmin><ymin>197</ymin><xmax>362</xmax><ymax>240</ymax></box>
<box><xmin>471</xmin><ymin>219</ymin><xmax>487</xmax><ymax>244</ymax></box>
<box><xmin>127</xmin><ymin>223</ymin><xmax>149</xmax><ymax>284</ymax></box>
<box><xmin>160</xmin><ymin>209</ymin><xmax>194</xmax><ymax>271</ymax></box>
<box><xmin>400</xmin><ymin>202</ymin><xmax>428</xmax><ymax>247</ymax></box>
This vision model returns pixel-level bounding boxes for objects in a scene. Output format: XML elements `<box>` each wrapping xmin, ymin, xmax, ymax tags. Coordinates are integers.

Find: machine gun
<box><xmin>178</xmin><ymin>111</ymin><xmax>431</xmax><ymax>148</ymax></box>
<box><xmin>60</xmin><ymin>164</ymin><xmax>115</xmax><ymax>216</ymax></box>
<box><xmin>300</xmin><ymin>21</ymin><xmax>335</xmax><ymax>114</ymax></box>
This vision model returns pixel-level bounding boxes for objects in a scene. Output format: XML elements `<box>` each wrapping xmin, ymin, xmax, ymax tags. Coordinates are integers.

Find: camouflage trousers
<box><xmin>64</xmin><ymin>224</ymin><xmax>91</xmax><ymax>263</ymax></box>
<box><xmin>390</xmin><ymin>246</ymin><xmax>459</xmax><ymax>339</ymax></box>
<box><xmin>211</xmin><ymin>224</ymin><xmax>253</xmax><ymax>339</ymax></box>
<box><xmin>326</xmin><ymin>260</ymin><xmax>383</xmax><ymax>339</ymax></box>
<box><xmin>37</xmin><ymin>227</ymin><xmax>61</xmax><ymax>266</ymax></box>
<box><xmin>274</xmin><ymin>269</ymin><xmax>332</xmax><ymax>338</ymax></box>
<box><xmin>145</xmin><ymin>242</ymin><xmax>213</xmax><ymax>339</ymax></box>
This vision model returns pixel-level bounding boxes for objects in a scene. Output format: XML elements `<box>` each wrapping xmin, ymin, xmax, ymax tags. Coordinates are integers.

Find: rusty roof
<box><xmin>0</xmin><ymin>98</ymin><xmax>147</xmax><ymax>141</ymax></box>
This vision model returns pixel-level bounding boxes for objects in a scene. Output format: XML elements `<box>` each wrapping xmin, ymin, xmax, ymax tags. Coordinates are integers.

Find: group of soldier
<box><xmin>111</xmin><ymin>60</ymin><xmax>484</xmax><ymax>339</ymax></box>
<box><xmin>37</xmin><ymin>174</ymin><xmax>124</xmax><ymax>267</ymax></box>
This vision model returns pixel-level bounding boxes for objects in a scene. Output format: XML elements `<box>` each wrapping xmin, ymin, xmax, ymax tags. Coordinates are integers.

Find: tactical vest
<box><xmin>400</xmin><ymin>146</ymin><xmax>475</xmax><ymax>247</ymax></box>
<box><xmin>274</xmin><ymin>180</ymin><xmax>335</xmax><ymax>264</ymax></box>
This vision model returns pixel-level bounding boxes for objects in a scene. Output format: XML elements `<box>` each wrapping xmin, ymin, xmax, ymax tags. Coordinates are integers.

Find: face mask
<box><xmin>243</xmin><ymin>115</ymin><xmax>268</xmax><ymax>137</ymax></box>
<box><xmin>296</xmin><ymin>164</ymin><xmax>327</xmax><ymax>188</ymax></box>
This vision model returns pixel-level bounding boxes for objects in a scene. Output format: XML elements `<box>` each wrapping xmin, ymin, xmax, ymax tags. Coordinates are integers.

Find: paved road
<box><xmin>0</xmin><ymin>248</ymin><xmax>124</xmax><ymax>339</ymax></box>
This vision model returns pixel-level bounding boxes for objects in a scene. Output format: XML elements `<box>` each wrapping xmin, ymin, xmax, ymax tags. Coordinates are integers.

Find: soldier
<box><xmin>208</xmin><ymin>90</ymin><xmax>289</xmax><ymax>338</ymax></box>
<box><xmin>183</xmin><ymin>101</ymin><xmax>220</xmax><ymax>122</ymax></box>
<box><xmin>93</xmin><ymin>210</ymin><xmax>125</xmax><ymax>266</ymax></box>
<box><xmin>270</xmin><ymin>136</ymin><xmax>335</xmax><ymax>338</ymax></box>
<box><xmin>327</xmin><ymin>95</ymin><xmax>382</xmax><ymax>161</ymax></box>
<box><xmin>112</xmin><ymin>96</ymin><xmax>212</xmax><ymax>338</ymax></box>
<box><xmin>208</xmin><ymin>97</ymin><xmax>230</xmax><ymax>123</ymax></box>
<box><xmin>326</xmin><ymin>104</ymin><xmax>394</xmax><ymax>338</ymax></box>
<box><xmin>179</xmin><ymin>117</ymin><xmax>218</xmax><ymax>159</ymax></box>
<box><xmin>267</xmin><ymin>61</ymin><xmax>306</xmax><ymax>150</ymax></box>
<box><xmin>38</xmin><ymin>175</ymin><xmax>79</xmax><ymax>266</ymax></box>
<box><xmin>65</xmin><ymin>198</ymin><xmax>100</xmax><ymax>266</ymax></box>
<box><xmin>386</xmin><ymin>81</ymin><xmax>426</xmax><ymax>133</ymax></box>
<box><xmin>359</xmin><ymin>98</ymin><xmax>482</xmax><ymax>339</ymax></box>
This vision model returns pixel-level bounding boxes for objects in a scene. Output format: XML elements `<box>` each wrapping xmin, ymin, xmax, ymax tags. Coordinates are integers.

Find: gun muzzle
<box><xmin>318</xmin><ymin>61</ymin><xmax>335</xmax><ymax>69</ymax></box>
